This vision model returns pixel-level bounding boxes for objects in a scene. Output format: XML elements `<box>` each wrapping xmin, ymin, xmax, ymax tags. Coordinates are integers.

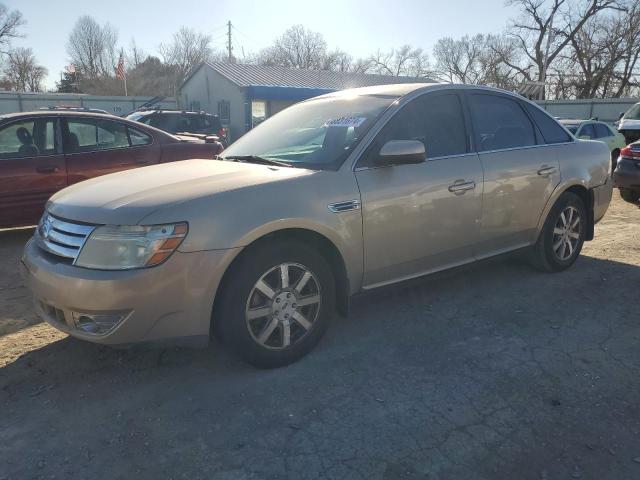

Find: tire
<box><xmin>529</xmin><ymin>192</ymin><xmax>587</xmax><ymax>272</ymax></box>
<box><xmin>619</xmin><ymin>188</ymin><xmax>640</xmax><ymax>204</ymax></box>
<box><xmin>215</xmin><ymin>240</ymin><xmax>335</xmax><ymax>368</ymax></box>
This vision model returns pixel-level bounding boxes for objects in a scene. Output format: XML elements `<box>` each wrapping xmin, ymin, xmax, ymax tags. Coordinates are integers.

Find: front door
<box><xmin>466</xmin><ymin>93</ymin><xmax>561</xmax><ymax>258</ymax></box>
<box><xmin>0</xmin><ymin>117</ymin><xmax>66</xmax><ymax>227</ymax></box>
<box><xmin>355</xmin><ymin>92</ymin><xmax>483</xmax><ymax>288</ymax></box>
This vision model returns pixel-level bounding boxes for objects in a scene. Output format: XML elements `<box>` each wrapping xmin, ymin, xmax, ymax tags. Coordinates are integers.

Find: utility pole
<box><xmin>227</xmin><ymin>21</ymin><xmax>233</xmax><ymax>63</ymax></box>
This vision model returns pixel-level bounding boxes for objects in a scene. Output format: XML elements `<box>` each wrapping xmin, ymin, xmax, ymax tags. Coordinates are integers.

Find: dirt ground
<box><xmin>1</xmin><ymin>192</ymin><xmax>640</xmax><ymax>480</ymax></box>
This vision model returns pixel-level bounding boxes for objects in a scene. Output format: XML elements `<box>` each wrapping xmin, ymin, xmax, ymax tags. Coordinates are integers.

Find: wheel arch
<box><xmin>537</xmin><ymin>182</ymin><xmax>594</xmax><ymax>243</ymax></box>
<box><xmin>211</xmin><ymin>227</ymin><xmax>352</xmax><ymax>336</ymax></box>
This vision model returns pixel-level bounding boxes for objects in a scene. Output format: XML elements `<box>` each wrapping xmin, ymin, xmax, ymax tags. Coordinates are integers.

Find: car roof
<box><xmin>312</xmin><ymin>82</ymin><xmax>534</xmax><ymax>102</ymax></box>
<box><xmin>0</xmin><ymin>110</ymin><xmax>119</xmax><ymax>121</ymax></box>
<box><xmin>559</xmin><ymin>119</ymin><xmax>608</xmax><ymax>126</ymax></box>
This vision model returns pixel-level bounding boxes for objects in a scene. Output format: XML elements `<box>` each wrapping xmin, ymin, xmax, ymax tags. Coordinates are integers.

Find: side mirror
<box><xmin>578</xmin><ymin>135</ymin><xmax>591</xmax><ymax>140</ymax></box>
<box><xmin>375</xmin><ymin>140</ymin><xmax>425</xmax><ymax>167</ymax></box>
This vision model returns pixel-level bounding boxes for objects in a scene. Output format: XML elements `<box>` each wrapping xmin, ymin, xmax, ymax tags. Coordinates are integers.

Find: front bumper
<box><xmin>21</xmin><ymin>238</ymin><xmax>239</xmax><ymax>347</ymax></box>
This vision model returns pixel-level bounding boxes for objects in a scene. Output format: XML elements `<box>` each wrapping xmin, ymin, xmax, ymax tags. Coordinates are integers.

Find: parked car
<box><xmin>22</xmin><ymin>84</ymin><xmax>612</xmax><ymax>368</ymax></box>
<box><xmin>126</xmin><ymin>109</ymin><xmax>227</xmax><ymax>145</ymax></box>
<box><xmin>0</xmin><ymin>110</ymin><xmax>222</xmax><ymax>228</ymax></box>
<box><xmin>613</xmin><ymin>141</ymin><xmax>640</xmax><ymax>203</ymax></box>
<box><xmin>617</xmin><ymin>102</ymin><xmax>640</xmax><ymax>145</ymax></box>
<box><xmin>560</xmin><ymin>119</ymin><xmax>627</xmax><ymax>170</ymax></box>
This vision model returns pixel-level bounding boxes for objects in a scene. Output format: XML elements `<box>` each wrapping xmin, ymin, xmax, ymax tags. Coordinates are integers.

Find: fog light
<box><xmin>72</xmin><ymin>312</ymin><xmax>125</xmax><ymax>335</ymax></box>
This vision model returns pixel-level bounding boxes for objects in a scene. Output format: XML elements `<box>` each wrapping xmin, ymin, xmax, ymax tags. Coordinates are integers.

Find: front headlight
<box><xmin>75</xmin><ymin>222</ymin><xmax>188</xmax><ymax>270</ymax></box>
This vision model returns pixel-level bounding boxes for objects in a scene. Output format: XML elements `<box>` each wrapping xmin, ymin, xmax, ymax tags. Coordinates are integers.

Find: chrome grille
<box><xmin>36</xmin><ymin>213</ymin><xmax>95</xmax><ymax>262</ymax></box>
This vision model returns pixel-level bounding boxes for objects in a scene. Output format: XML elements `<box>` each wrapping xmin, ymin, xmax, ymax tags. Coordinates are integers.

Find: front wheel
<box><xmin>215</xmin><ymin>241</ymin><xmax>335</xmax><ymax>368</ymax></box>
<box><xmin>529</xmin><ymin>192</ymin><xmax>586</xmax><ymax>272</ymax></box>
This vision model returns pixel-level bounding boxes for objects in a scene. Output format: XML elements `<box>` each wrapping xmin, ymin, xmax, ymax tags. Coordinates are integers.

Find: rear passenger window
<box><xmin>369</xmin><ymin>93</ymin><xmax>467</xmax><ymax>161</ymax></box>
<box><xmin>524</xmin><ymin>103</ymin><xmax>572</xmax><ymax>144</ymax></box>
<box><xmin>594</xmin><ymin>123</ymin><xmax>611</xmax><ymax>139</ymax></box>
<box><xmin>128</xmin><ymin>127</ymin><xmax>151</xmax><ymax>146</ymax></box>
<box><xmin>469</xmin><ymin>94</ymin><xmax>536</xmax><ymax>152</ymax></box>
<box><xmin>97</xmin><ymin>120</ymin><xmax>129</xmax><ymax>150</ymax></box>
<box><xmin>67</xmin><ymin>119</ymin><xmax>97</xmax><ymax>153</ymax></box>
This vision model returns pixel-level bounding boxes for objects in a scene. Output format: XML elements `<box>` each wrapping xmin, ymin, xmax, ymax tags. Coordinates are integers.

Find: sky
<box><xmin>6</xmin><ymin>0</ymin><xmax>518</xmax><ymax>90</ymax></box>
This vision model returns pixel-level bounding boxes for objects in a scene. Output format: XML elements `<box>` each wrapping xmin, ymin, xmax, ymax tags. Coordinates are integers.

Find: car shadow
<box><xmin>2</xmin><ymin>253</ymin><xmax>639</xmax><ymax>387</ymax></box>
<box><xmin>2</xmin><ymin>253</ymin><xmax>640</xmax><ymax>478</ymax></box>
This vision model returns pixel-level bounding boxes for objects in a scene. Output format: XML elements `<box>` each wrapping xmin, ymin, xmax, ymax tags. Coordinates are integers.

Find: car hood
<box><xmin>47</xmin><ymin>159</ymin><xmax>314</xmax><ymax>225</ymax></box>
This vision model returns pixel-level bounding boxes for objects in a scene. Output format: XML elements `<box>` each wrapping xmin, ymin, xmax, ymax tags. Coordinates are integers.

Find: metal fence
<box><xmin>0</xmin><ymin>92</ymin><xmax>176</xmax><ymax>116</ymax></box>
<box><xmin>536</xmin><ymin>97</ymin><xmax>638</xmax><ymax>123</ymax></box>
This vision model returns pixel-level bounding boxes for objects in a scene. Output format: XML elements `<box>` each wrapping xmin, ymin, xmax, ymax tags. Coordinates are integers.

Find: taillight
<box><xmin>620</xmin><ymin>146</ymin><xmax>640</xmax><ymax>159</ymax></box>
<box><xmin>218</xmin><ymin>127</ymin><xmax>227</xmax><ymax>138</ymax></box>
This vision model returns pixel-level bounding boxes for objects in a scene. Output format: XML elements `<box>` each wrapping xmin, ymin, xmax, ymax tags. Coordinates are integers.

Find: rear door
<box><xmin>0</xmin><ymin>116</ymin><xmax>66</xmax><ymax>227</ymax></box>
<box><xmin>467</xmin><ymin>93</ymin><xmax>563</xmax><ymax>258</ymax></box>
<box><xmin>63</xmin><ymin>117</ymin><xmax>160</xmax><ymax>184</ymax></box>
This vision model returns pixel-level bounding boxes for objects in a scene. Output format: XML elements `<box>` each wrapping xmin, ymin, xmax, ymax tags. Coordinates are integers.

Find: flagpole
<box><xmin>124</xmin><ymin>71</ymin><xmax>128</xmax><ymax>97</ymax></box>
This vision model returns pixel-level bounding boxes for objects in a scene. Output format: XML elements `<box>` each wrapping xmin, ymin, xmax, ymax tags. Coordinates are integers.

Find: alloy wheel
<box><xmin>552</xmin><ymin>206</ymin><xmax>581</xmax><ymax>261</ymax></box>
<box><xmin>245</xmin><ymin>262</ymin><xmax>321</xmax><ymax>350</ymax></box>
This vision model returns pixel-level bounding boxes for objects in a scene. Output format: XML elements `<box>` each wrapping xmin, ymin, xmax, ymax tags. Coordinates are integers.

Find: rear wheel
<box><xmin>215</xmin><ymin>241</ymin><xmax>335</xmax><ymax>368</ymax></box>
<box><xmin>619</xmin><ymin>188</ymin><xmax>640</xmax><ymax>204</ymax></box>
<box><xmin>529</xmin><ymin>192</ymin><xmax>586</xmax><ymax>272</ymax></box>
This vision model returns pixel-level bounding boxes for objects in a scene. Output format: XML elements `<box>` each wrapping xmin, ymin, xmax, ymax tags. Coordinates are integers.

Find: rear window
<box><xmin>524</xmin><ymin>103</ymin><xmax>572</xmax><ymax>144</ymax></box>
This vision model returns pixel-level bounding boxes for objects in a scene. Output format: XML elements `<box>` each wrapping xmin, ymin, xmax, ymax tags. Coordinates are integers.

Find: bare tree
<box><xmin>0</xmin><ymin>4</ymin><xmax>24</xmax><ymax>55</ymax></box>
<box><xmin>66</xmin><ymin>16</ymin><xmax>119</xmax><ymax>78</ymax></box>
<box><xmin>127</xmin><ymin>38</ymin><xmax>147</xmax><ymax>68</ymax></box>
<box><xmin>3</xmin><ymin>47</ymin><xmax>47</xmax><ymax>91</ymax></box>
<box><xmin>159</xmin><ymin>27</ymin><xmax>221</xmax><ymax>81</ymax></box>
<box><xmin>369</xmin><ymin>45</ymin><xmax>432</xmax><ymax>77</ymax></box>
<box><xmin>433</xmin><ymin>35</ymin><xmax>486</xmax><ymax>83</ymax></box>
<box><xmin>322</xmin><ymin>49</ymin><xmax>353</xmax><ymax>72</ymax></box>
<box><xmin>258</xmin><ymin>25</ymin><xmax>328</xmax><ymax>70</ymax></box>
<box><xmin>505</xmin><ymin>0</ymin><xmax>622</xmax><ymax>90</ymax></box>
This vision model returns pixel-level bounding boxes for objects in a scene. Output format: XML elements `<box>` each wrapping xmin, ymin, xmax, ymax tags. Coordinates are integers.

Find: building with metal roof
<box><xmin>177</xmin><ymin>62</ymin><xmax>436</xmax><ymax>141</ymax></box>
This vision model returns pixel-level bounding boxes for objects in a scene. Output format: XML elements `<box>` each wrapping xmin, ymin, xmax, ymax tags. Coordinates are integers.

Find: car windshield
<box><xmin>222</xmin><ymin>94</ymin><xmax>399</xmax><ymax>169</ymax></box>
<box><xmin>565</xmin><ymin>125</ymin><xmax>579</xmax><ymax>134</ymax></box>
<box><xmin>623</xmin><ymin>103</ymin><xmax>640</xmax><ymax>120</ymax></box>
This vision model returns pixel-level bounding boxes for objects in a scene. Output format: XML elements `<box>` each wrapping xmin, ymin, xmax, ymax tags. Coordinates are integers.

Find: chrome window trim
<box><xmin>354</xmin><ymin>152</ymin><xmax>478</xmax><ymax>172</ymax></box>
<box><xmin>346</xmin><ymin>85</ymin><xmax>577</xmax><ymax>173</ymax></box>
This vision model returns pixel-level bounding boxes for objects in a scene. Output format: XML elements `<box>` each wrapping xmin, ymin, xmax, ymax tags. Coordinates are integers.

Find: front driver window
<box><xmin>365</xmin><ymin>93</ymin><xmax>468</xmax><ymax>164</ymax></box>
<box><xmin>0</xmin><ymin>118</ymin><xmax>57</xmax><ymax>159</ymax></box>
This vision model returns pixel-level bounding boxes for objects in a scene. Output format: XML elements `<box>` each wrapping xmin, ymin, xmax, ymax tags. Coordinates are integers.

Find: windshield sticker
<box><xmin>324</xmin><ymin>116</ymin><xmax>367</xmax><ymax>128</ymax></box>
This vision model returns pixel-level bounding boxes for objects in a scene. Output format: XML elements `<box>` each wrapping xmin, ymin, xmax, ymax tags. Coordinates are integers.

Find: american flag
<box><xmin>115</xmin><ymin>51</ymin><xmax>125</xmax><ymax>80</ymax></box>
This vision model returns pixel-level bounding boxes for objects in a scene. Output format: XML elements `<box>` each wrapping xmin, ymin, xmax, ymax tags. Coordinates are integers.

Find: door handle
<box><xmin>36</xmin><ymin>165</ymin><xmax>59</xmax><ymax>173</ymax></box>
<box><xmin>134</xmin><ymin>159</ymin><xmax>148</xmax><ymax>165</ymax></box>
<box><xmin>448</xmin><ymin>180</ymin><xmax>476</xmax><ymax>194</ymax></box>
<box><xmin>537</xmin><ymin>165</ymin><xmax>557</xmax><ymax>177</ymax></box>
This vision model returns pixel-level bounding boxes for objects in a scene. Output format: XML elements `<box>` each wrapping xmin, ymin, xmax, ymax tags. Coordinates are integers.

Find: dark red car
<box><xmin>0</xmin><ymin>110</ymin><xmax>223</xmax><ymax>228</ymax></box>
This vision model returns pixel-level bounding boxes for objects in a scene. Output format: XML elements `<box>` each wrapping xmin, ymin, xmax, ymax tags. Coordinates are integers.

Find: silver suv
<box><xmin>22</xmin><ymin>84</ymin><xmax>612</xmax><ymax>368</ymax></box>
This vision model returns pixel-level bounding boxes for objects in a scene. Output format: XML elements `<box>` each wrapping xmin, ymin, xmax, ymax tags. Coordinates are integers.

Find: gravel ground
<box><xmin>1</xmin><ymin>192</ymin><xmax>639</xmax><ymax>480</ymax></box>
